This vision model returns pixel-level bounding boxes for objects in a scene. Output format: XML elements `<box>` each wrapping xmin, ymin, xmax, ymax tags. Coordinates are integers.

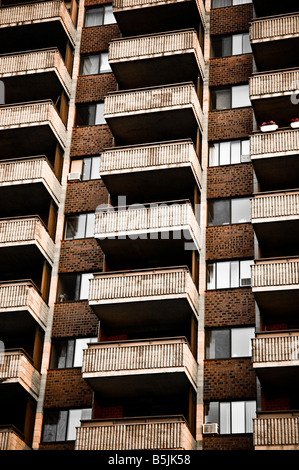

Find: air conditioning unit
<box><xmin>202</xmin><ymin>423</ymin><xmax>219</xmax><ymax>435</ymax></box>
<box><xmin>68</xmin><ymin>172</ymin><xmax>82</xmax><ymax>181</ymax></box>
<box><xmin>241</xmin><ymin>278</ymin><xmax>251</xmax><ymax>286</ymax></box>
<box><xmin>241</xmin><ymin>154</ymin><xmax>251</xmax><ymax>163</ymax></box>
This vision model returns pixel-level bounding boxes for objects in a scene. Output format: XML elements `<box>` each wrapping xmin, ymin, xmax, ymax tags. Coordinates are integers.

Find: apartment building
<box><xmin>0</xmin><ymin>0</ymin><xmax>297</xmax><ymax>452</ymax></box>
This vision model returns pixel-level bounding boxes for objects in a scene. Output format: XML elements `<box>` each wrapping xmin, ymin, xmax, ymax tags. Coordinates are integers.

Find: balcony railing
<box><xmin>253</xmin><ymin>332</ymin><xmax>299</xmax><ymax>364</ymax></box>
<box><xmin>250</xmin><ymin>128</ymin><xmax>299</xmax><ymax>158</ymax></box>
<box><xmin>89</xmin><ymin>266</ymin><xmax>199</xmax><ymax>315</ymax></box>
<box><xmin>0</xmin><ymin>0</ymin><xmax>76</xmax><ymax>44</ymax></box>
<box><xmin>0</xmin><ymin>281</ymin><xmax>48</xmax><ymax>329</ymax></box>
<box><xmin>75</xmin><ymin>416</ymin><xmax>196</xmax><ymax>450</ymax></box>
<box><xmin>0</xmin><ymin>156</ymin><xmax>61</xmax><ymax>205</ymax></box>
<box><xmin>0</xmin><ymin>100</ymin><xmax>67</xmax><ymax>148</ymax></box>
<box><xmin>0</xmin><ymin>349</ymin><xmax>41</xmax><ymax>399</ymax></box>
<box><xmin>95</xmin><ymin>200</ymin><xmax>200</xmax><ymax>249</ymax></box>
<box><xmin>251</xmin><ymin>13</ymin><xmax>299</xmax><ymax>42</ymax></box>
<box><xmin>0</xmin><ymin>216</ymin><xmax>55</xmax><ymax>264</ymax></box>
<box><xmin>254</xmin><ymin>414</ymin><xmax>299</xmax><ymax>448</ymax></box>
<box><xmin>0</xmin><ymin>427</ymin><xmax>29</xmax><ymax>450</ymax></box>
<box><xmin>109</xmin><ymin>29</ymin><xmax>205</xmax><ymax>78</ymax></box>
<box><xmin>82</xmin><ymin>337</ymin><xmax>198</xmax><ymax>386</ymax></box>
<box><xmin>104</xmin><ymin>82</ymin><xmax>202</xmax><ymax>124</ymax></box>
<box><xmin>0</xmin><ymin>48</ymin><xmax>72</xmax><ymax>95</ymax></box>
<box><xmin>252</xmin><ymin>191</ymin><xmax>299</xmax><ymax>221</ymax></box>
<box><xmin>252</xmin><ymin>259</ymin><xmax>299</xmax><ymax>289</ymax></box>
<box><xmin>250</xmin><ymin>68</ymin><xmax>299</xmax><ymax>99</ymax></box>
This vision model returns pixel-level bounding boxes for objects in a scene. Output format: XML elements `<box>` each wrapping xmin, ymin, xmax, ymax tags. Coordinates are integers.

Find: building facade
<box><xmin>0</xmin><ymin>0</ymin><xmax>297</xmax><ymax>451</ymax></box>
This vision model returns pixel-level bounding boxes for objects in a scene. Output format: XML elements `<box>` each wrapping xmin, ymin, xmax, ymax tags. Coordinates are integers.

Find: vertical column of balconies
<box><xmin>0</xmin><ymin>0</ymin><xmax>78</xmax><ymax>450</ymax></box>
<box><xmin>75</xmin><ymin>0</ymin><xmax>206</xmax><ymax>451</ymax></box>
<box><xmin>250</xmin><ymin>2</ymin><xmax>299</xmax><ymax>450</ymax></box>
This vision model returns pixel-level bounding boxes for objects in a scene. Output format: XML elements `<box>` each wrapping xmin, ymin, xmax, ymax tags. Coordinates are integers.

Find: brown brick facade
<box><xmin>207</xmin><ymin>163</ymin><xmax>254</xmax><ymax>199</ymax></box>
<box><xmin>206</xmin><ymin>223</ymin><xmax>254</xmax><ymax>261</ymax></box>
<box><xmin>43</xmin><ymin>369</ymin><xmax>93</xmax><ymax>408</ymax></box>
<box><xmin>209</xmin><ymin>54</ymin><xmax>253</xmax><ymax>87</ymax></box>
<box><xmin>80</xmin><ymin>24</ymin><xmax>120</xmax><ymax>55</ymax></box>
<box><xmin>70</xmin><ymin>125</ymin><xmax>113</xmax><ymax>157</ymax></box>
<box><xmin>208</xmin><ymin>107</ymin><xmax>253</xmax><ymax>141</ymax></box>
<box><xmin>76</xmin><ymin>73</ymin><xmax>117</xmax><ymax>103</ymax></box>
<box><xmin>203</xmin><ymin>435</ymin><xmax>254</xmax><ymax>451</ymax></box>
<box><xmin>59</xmin><ymin>239</ymin><xmax>104</xmax><ymax>273</ymax></box>
<box><xmin>210</xmin><ymin>4</ymin><xmax>253</xmax><ymax>36</ymax></box>
<box><xmin>51</xmin><ymin>301</ymin><xmax>99</xmax><ymax>338</ymax></box>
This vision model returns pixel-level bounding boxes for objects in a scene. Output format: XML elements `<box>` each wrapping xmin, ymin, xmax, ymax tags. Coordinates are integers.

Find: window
<box><xmin>64</xmin><ymin>213</ymin><xmax>95</xmax><ymax>239</ymax></box>
<box><xmin>212</xmin><ymin>0</ymin><xmax>252</xmax><ymax>8</ymax></box>
<box><xmin>207</xmin><ymin>260</ymin><xmax>253</xmax><ymax>290</ymax></box>
<box><xmin>209</xmin><ymin>139</ymin><xmax>250</xmax><ymax>166</ymax></box>
<box><xmin>210</xmin><ymin>85</ymin><xmax>251</xmax><ymax>110</ymax></box>
<box><xmin>57</xmin><ymin>273</ymin><xmax>94</xmax><ymax>301</ymax></box>
<box><xmin>208</xmin><ymin>198</ymin><xmax>251</xmax><ymax>226</ymax></box>
<box><xmin>80</xmin><ymin>52</ymin><xmax>111</xmax><ymax>75</ymax></box>
<box><xmin>205</xmin><ymin>401</ymin><xmax>256</xmax><ymax>434</ymax></box>
<box><xmin>76</xmin><ymin>103</ymin><xmax>105</xmax><ymax>126</ymax></box>
<box><xmin>43</xmin><ymin>408</ymin><xmax>92</xmax><ymax>442</ymax></box>
<box><xmin>50</xmin><ymin>337</ymin><xmax>98</xmax><ymax>369</ymax></box>
<box><xmin>205</xmin><ymin>327</ymin><xmax>255</xmax><ymax>359</ymax></box>
<box><xmin>211</xmin><ymin>33</ymin><xmax>251</xmax><ymax>58</ymax></box>
<box><xmin>84</xmin><ymin>5</ymin><xmax>116</xmax><ymax>27</ymax></box>
<box><xmin>69</xmin><ymin>156</ymin><xmax>101</xmax><ymax>181</ymax></box>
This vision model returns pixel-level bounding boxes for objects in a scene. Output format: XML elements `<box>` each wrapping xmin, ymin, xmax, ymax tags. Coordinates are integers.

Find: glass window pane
<box><xmin>216</xmin><ymin>262</ymin><xmax>231</xmax><ymax>289</ymax></box>
<box><xmin>207</xmin><ymin>263</ymin><xmax>216</xmax><ymax>290</ymax></box>
<box><xmin>220</xmin><ymin>402</ymin><xmax>230</xmax><ymax>434</ymax></box>
<box><xmin>206</xmin><ymin>330</ymin><xmax>230</xmax><ymax>359</ymax></box>
<box><xmin>56</xmin><ymin>411</ymin><xmax>68</xmax><ymax>441</ymax></box>
<box><xmin>231</xmin><ymin>140</ymin><xmax>241</xmax><ymax>164</ymax></box>
<box><xmin>81</xmin><ymin>408</ymin><xmax>92</xmax><ymax>421</ymax></box>
<box><xmin>222</xmin><ymin>36</ymin><xmax>232</xmax><ymax>57</ymax></box>
<box><xmin>90</xmin><ymin>155</ymin><xmax>101</xmax><ymax>180</ymax></box>
<box><xmin>241</xmin><ymin>140</ymin><xmax>250</xmax><ymax>158</ymax></box>
<box><xmin>103</xmin><ymin>5</ymin><xmax>116</xmax><ymax>24</ymax></box>
<box><xmin>209</xmin><ymin>143</ymin><xmax>219</xmax><ymax>166</ymax></box>
<box><xmin>231</xmin><ymin>327</ymin><xmax>255</xmax><ymax>357</ymax></box>
<box><xmin>205</xmin><ymin>402</ymin><xmax>219</xmax><ymax>424</ymax></box>
<box><xmin>219</xmin><ymin>141</ymin><xmax>231</xmax><ymax>165</ymax></box>
<box><xmin>85</xmin><ymin>7</ymin><xmax>103</xmax><ymax>27</ymax></box>
<box><xmin>66</xmin><ymin>340</ymin><xmax>75</xmax><ymax>368</ymax></box>
<box><xmin>85</xmin><ymin>213</ymin><xmax>95</xmax><ymax>238</ymax></box>
<box><xmin>67</xmin><ymin>409</ymin><xmax>82</xmax><ymax>441</ymax></box>
<box><xmin>73</xmin><ymin>338</ymin><xmax>91</xmax><ymax>367</ymax></box>
<box><xmin>231</xmin><ymin>198</ymin><xmax>251</xmax><ymax>224</ymax></box>
<box><xmin>81</xmin><ymin>55</ymin><xmax>100</xmax><ymax>75</ymax></box>
<box><xmin>233</xmin><ymin>0</ymin><xmax>251</xmax><ymax>4</ymax></box>
<box><xmin>215</xmin><ymin>89</ymin><xmax>231</xmax><ymax>110</ymax></box>
<box><xmin>230</xmin><ymin>261</ymin><xmax>239</xmax><ymax>288</ymax></box>
<box><xmin>240</xmin><ymin>260</ymin><xmax>253</xmax><ymax>286</ymax></box>
<box><xmin>99</xmin><ymin>52</ymin><xmax>111</xmax><ymax>73</ymax></box>
<box><xmin>43</xmin><ymin>411</ymin><xmax>60</xmax><ymax>442</ymax></box>
<box><xmin>245</xmin><ymin>401</ymin><xmax>256</xmax><ymax>433</ymax></box>
<box><xmin>95</xmin><ymin>103</ymin><xmax>105</xmax><ymax>124</ymax></box>
<box><xmin>212</xmin><ymin>0</ymin><xmax>231</xmax><ymax>7</ymax></box>
<box><xmin>82</xmin><ymin>157</ymin><xmax>91</xmax><ymax>181</ymax></box>
<box><xmin>242</xmin><ymin>33</ymin><xmax>251</xmax><ymax>54</ymax></box>
<box><xmin>232</xmin><ymin>85</ymin><xmax>250</xmax><ymax>108</ymax></box>
<box><xmin>79</xmin><ymin>273</ymin><xmax>94</xmax><ymax>300</ymax></box>
<box><xmin>232</xmin><ymin>401</ymin><xmax>245</xmax><ymax>434</ymax></box>
<box><xmin>208</xmin><ymin>200</ymin><xmax>230</xmax><ymax>226</ymax></box>
<box><xmin>232</xmin><ymin>34</ymin><xmax>243</xmax><ymax>55</ymax></box>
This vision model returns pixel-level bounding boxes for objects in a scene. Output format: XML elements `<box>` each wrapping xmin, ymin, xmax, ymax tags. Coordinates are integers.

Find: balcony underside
<box><xmin>252</xmin><ymin>38</ymin><xmax>299</xmax><ymax>72</ymax></box>
<box><xmin>111</xmin><ymin>53</ymin><xmax>201</xmax><ymax>90</ymax></box>
<box><xmin>0</xmin><ymin>245</ymin><xmax>51</xmax><ymax>282</ymax></box>
<box><xmin>103</xmin><ymin>166</ymin><xmax>200</xmax><ymax>205</ymax></box>
<box><xmin>0</xmin><ymin>126</ymin><xmax>63</xmax><ymax>159</ymax></box>
<box><xmin>0</xmin><ymin>21</ymin><xmax>72</xmax><ymax>57</ymax></box>
<box><xmin>252</xmin><ymin>1</ymin><xmax>298</xmax><ymax>17</ymax></box>
<box><xmin>90</xmin><ymin>297</ymin><xmax>197</xmax><ymax>336</ymax></box>
<box><xmin>254</xmin><ymin>364</ymin><xmax>299</xmax><ymax>391</ymax></box>
<box><xmin>114</xmin><ymin>1</ymin><xmax>202</xmax><ymax>36</ymax></box>
<box><xmin>84</xmin><ymin>370</ymin><xmax>195</xmax><ymax>401</ymax></box>
<box><xmin>96</xmin><ymin>230</ymin><xmax>199</xmax><ymax>268</ymax></box>
<box><xmin>253</xmin><ymin>219</ymin><xmax>299</xmax><ymax>257</ymax></box>
<box><xmin>0</xmin><ymin>307</ymin><xmax>44</xmax><ymax>344</ymax></box>
<box><xmin>252</xmin><ymin>154</ymin><xmax>299</xmax><ymax>191</ymax></box>
<box><xmin>251</xmin><ymin>95</ymin><xmax>298</xmax><ymax>128</ymax></box>
<box><xmin>253</xmin><ymin>288</ymin><xmax>299</xmax><ymax>322</ymax></box>
<box><xmin>0</xmin><ymin>182</ymin><xmax>57</xmax><ymax>218</ymax></box>
<box><xmin>1</xmin><ymin>71</ymin><xmax>70</xmax><ymax>105</ymax></box>
<box><xmin>106</xmin><ymin>108</ymin><xmax>199</xmax><ymax>146</ymax></box>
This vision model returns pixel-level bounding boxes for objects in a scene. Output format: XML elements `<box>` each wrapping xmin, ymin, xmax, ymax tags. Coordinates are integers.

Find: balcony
<box><xmin>0</xmin><ymin>426</ymin><xmax>30</xmax><ymax>450</ymax></box>
<box><xmin>112</xmin><ymin>0</ymin><xmax>205</xmax><ymax>37</ymax></box>
<box><xmin>82</xmin><ymin>337</ymin><xmax>198</xmax><ymax>401</ymax></box>
<box><xmin>104</xmin><ymin>83</ymin><xmax>202</xmax><ymax>145</ymax></box>
<box><xmin>252</xmin><ymin>1</ymin><xmax>299</xmax><ymax>18</ymax></box>
<box><xmin>250</xmin><ymin>68</ymin><xmax>299</xmax><ymax>126</ymax></box>
<box><xmin>75</xmin><ymin>416</ymin><xmax>196</xmax><ymax>450</ymax></box>
<box><xmin>0</xmin><ymin>0</ymin><xmax>76</xmax><ymax>55</ymax></box>
<box><xmin>89</xmin><ymin>267</ymin><xmax>199</xmax><ymax>334</ymax></box>
<box><xmin>100</xmin><ymin>139</ymin><xmax>201</xmax><ymax>203</ymax></box>
<box><xmin>109</xmin><ymin>29</ymin><xmax>205</xmax><ymax>89</ymax></box>
<box><xmin>250</xmin><ymin>13</ymin><xmax>299</xmax><ymax>71</ymax></box>
<box><xmin>0</xmin><ymin>350</ymin><xmax>41</xmax><ymax>400</ymax></box>
<box><xmin>0</xmin><ymin>280</ymin><xmax>49</xmax><ymax>333</ymax></box>
<box><xmin>254</xmin><ymin>413</ymin><xmax>299</xmax><ymax>450</ymax></box>
<box><xmin>250</xmin><ymin>128</ymin><xmax>299</xmax><ymax>190</ymax></box>
<box><xmin>252</xmin><ymin>331</ymin><xmax>299</xmax><ymax>388</ymax></box>
<box><xmin>0</xmin><ymin>48</ymin><xmax>72</xmax><ymax>103</ymax></box>
<box><xmin>94</xmin><ymin>200</ymin><xmax>200</xmax><ymax>264</ymax></box>
<box><xmin>0</xmin><ymin>157</ymin><xmax>61</xmax><ymax>216</ymax></box>
<box><xmin>251</xmin><ymin>258</ymin><xmax>299</xmax><ymax>320</ymax></box>
<box><xmin>251</xmin><ymin>190</ymin><xmax>299</xmax><ymax>257</ymax></box>
<box><xmin>0</xmin><ymin>101</ymin><xmax>67</xmax><ymax>158</ymax></box>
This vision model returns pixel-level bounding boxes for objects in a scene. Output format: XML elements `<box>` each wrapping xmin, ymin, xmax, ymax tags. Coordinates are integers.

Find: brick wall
<box><xmin>59</xmin><ymin>239</ymin><xmax>104</xmax><ymax>273</ymax></box>
<box><xmin>70</xmin><ymin>125</ymin><xmax>113</xmax><ymax>157</ymax></box>
<box><xmin>76</xmin><ymin>74</ymin><xmax>117</xmax><ymax>103</ymax></box>
<box><xmin>208</xmin><ymin>107</ymin><xmax>253</xmax><ymax>141</ymax></box>
<box><xmin>203</xmin><ymin>435</ymin><xmax>254</xmax><ymax>451</ymax></box>
<box><xmin>206</xmin><ymin>223</ymin><xmax>254</xmax><ymax>261</ymax></box>
<box><xmin>209</xmin><ymin>55</ymin><xmax>253</xmax><ymax>87</ymax></box>
<box><xmin>80</xmin><ymin>24</ymin><xmax>120</xmax><ymax>55</ymax></box>
<box><xmin>51</xmin><ymin>301</ymin><xmax>99</xmax><ymax>338</ymax></box>
<box><xmin>205</xmin><ymin>288</ymin><xmax>256</xmax><ymax>327</ymax></box>
<box><xmin>65</xmin><ymin>180</ymin><xmax>108</xmax><ymax>213</ymax></box>
<box><xmin>207</xmin><ymin>163</ymin><xmax>253</xmax><ymax>199</ymax></box>
<box><xmin>210</xmin><ymin>4</ymin><xmax>253</xmax><ymax>36</ymax></box>
<box><xmin>43</xmin><ymin>369</ymin><xmax>93</xmax><ymax>408</ymax></box>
